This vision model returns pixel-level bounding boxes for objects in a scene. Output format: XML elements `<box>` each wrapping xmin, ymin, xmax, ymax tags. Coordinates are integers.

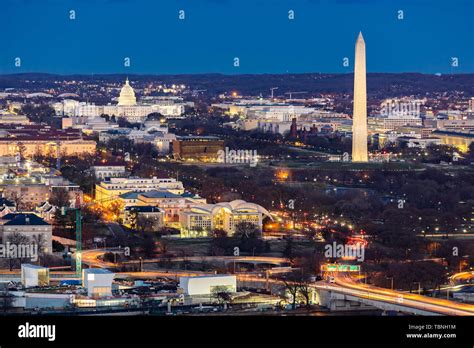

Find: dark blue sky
<box><xmin>2</xmin><ymin>0</ymin><xmax>473</xmax><ymax>74</ymax></box>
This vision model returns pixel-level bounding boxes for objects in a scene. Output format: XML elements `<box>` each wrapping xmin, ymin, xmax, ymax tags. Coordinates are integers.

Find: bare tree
<box><xmin>8</xmin><ymin>191</ymin><xmax>23</xmax><ymax>210</ymax></box>
<box><xmin>0</xmin><ymin>289</ymin><xmax>14</xmax><ymax>313</ymax></box>
<box><xmin>157</xmin><ymin>240</ymin><xmax>168</xmax><ymax>255</ymax></box>
<box><xmin>31</xmin><ymin>234</ymin><xmax>47</xmax><ymax>264</ymax></box>
<box><xmin>136</xmin><ymin>215</ymin><xmax>156</xmax><ymax>233</ymax></box>
<box><xmin>281</xmin><ymin>270</ymin><xmax>313</xmax><ymax>310</ymax></box>
<box><xmin>6</xmin><ymin>232</ymin><xmax>30</xmax><ymax>270</ymax></box>
<box><xmin>282</xmin><ymin>277</ymin><xmax>299</xmax><ymax>310</ymax></box>
<box><xmin>49</xmin><ymin>187</ymin><xmax>70</xmax><ymax>208</ymax></box>
<box><xmin>17</xmin><ymin>142</ymin><xmax>27</xmax><ymax>160</ymax></box>
<box><xmin>211</xmin><ymin>286</ymin><xmax>233</xmax><ymax>305</ymax></box>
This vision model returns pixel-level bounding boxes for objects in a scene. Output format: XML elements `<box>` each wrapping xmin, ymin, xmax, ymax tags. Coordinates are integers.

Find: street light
<box><xmin>386</xmin><ymin>276</ymin><xmax>394</xmax><ymax>290</ymax></box>
<box><xmin>412</xmin><ymin>282</ymin><xmax>421</xmax><ymax>295</ymax></box>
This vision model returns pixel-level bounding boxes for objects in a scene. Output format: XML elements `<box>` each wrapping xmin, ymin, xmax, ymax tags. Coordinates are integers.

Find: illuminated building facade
<box><xmin>95</xmin><ymin>176</ymin><xmax>184</xmax><ymax>202</ymax></box>
<box><xmin>179</xmin><ymin>200</ymin><xmax>271</xmax><ymax>237</ymax></box>
<box><xmin>119</xmin><ymin>190</ymin><xmax>206</xmax><ymax>224</ymax></box>
<box><xmin>432</xmin><ymin>130</ymin><xmax>474</xmax><ymax>152</ymax></box>
<box><xmin>62</xmin><ymin>80</ymin><xmax>185</xmax><ymax>122</ymax></box>
<box><xmin>172</xmin><ymin>136</ymin><xmax>225</xmax><ymax>161</ymax></box>
<box><xmin>117</xmin><ymin>78</ymin><xmax>137</xmax><ymax>106</ymax></box>
<box><xmin>0</xmin><ymin>125</ymin><xmax>95</xmax><ymax>158</ymax></box>
<box><xmin>123</xmin><ymin>205</ymin><xmax>165</xmax><ymax>231</ymax></box>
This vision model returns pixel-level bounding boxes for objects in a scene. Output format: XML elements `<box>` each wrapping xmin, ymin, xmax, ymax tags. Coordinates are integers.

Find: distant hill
<box><xmin>0</xmin><ymin>72</ymin><xmax>473</xmax><ymax>97</ymax></box>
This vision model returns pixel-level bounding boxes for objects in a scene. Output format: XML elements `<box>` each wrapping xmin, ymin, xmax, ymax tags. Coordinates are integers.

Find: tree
<box><xmin>139</xmin><ymin>233</ymin><xmax>157</xmax><ymax>258</ymax></box>
<box><xmin>210</xmin><ymin>229</ymin><xmax>231</xmax><ymax>256</ymax></box>
<box><xmin>128</xmin><ymin>209</ymin><xmax>138</xmax><ymax>229</ymax></box>
<box><xmin>385</xmin><ymin>261</ymin><xmax>446</xmax><ymax>293</ymax></box>
<box><xmin>103</xmin><ymin>252</ymin><xmax>116</xmax><ymax>263</ymax></box>
<box><xmin>234</xmin><ymin>222</ymin><xmax>260</xmax><ymax>239</ymax></box>
<box><xmin>49</xmin><ymin>187</ymin><xmax>71</xmax><ymax>208</ymax></box>
<box><xmin>52</xmin><ymin>240</ymin><xmax>65</xmax><ymax>252</ymax></box>
<box><xmin>53</xmin><ymin>209</ymin><xmax>75</xmax><ymax>235</ymax></box>
<box><xmin>210</xmin><ymin>228</ymin><xmax>228</xmax><ymax>239</ymax></box>
<box><xmin>211</xmin><ymin>286</ymin><xmax>233</xmax><ymax>305</ymax></box>
<box><xmin>82</xmin><ymin>205</ymin><xmax>102</xmax><ymax>223</ymax></box>
<box><xmin>17</xmin><ymin>142</ymin><xmax>27</xmax><ymax>160</ymax></box>
<box><xmin>0</xmin><ymin>289</ymin><xmax>14</xmax><ymax>313</ymax></box>
<box><xmin>31</xmin><ymin>234</ymin><xmax>47</xmax><ymax>263</ymax></box>
<box><xmin>6</xmin><ymin>232</ymin><xmax>30</xmax><ymax>270</ymax></box>
<box><xmin>283</xmin><ymin>237</ymin><xmax>294</xmax><ymax>261</ymax></box>
<box><xmin>100</xmin><ymin>114</ymin><xmax>110</xmax><ymax>122</ymax></box>
<box><xmin>21</xmin><ymin>104</ymin><xmax>56</xmax><ymax>124</ymax></box>
<box><xmin>282</xmin><ymin>273</ymin><xmax>300</xmax><ymax>310</ymax></box>
<box><xmin>281</xmin><ymin>267</ymin><xmax>315</xmax><ymax>310</ymax></box>
<box><xmin>7</xmin><ymin>191</ymin><xmax>23</xmax><ymax>210</ymax></box>
<box><xmin>233</xmin><ymin>222</ymin><xmax>264</xmax><ymax>254</ymax></box>
<box><xmin>136</xmin><ymin>215</ymin><xmax>157</xmax><ymax>233</ymax></box>
<box><xmin>157</xmin><ymin>240</ymin><xmax>168</xmax><ymax>255</ymax></box>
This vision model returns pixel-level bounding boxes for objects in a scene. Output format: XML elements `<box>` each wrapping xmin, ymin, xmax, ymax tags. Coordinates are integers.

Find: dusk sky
<box><xmin>2</xmin><ymin>0</ymin><xmax>473</xmax><ymax>74</ymax></box>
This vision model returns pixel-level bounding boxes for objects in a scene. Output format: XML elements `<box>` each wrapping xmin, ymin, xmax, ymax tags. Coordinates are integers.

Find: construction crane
<box><xmin>61</xmin><ymin>206</ymin><xmax>83</xmax><ymax>278</ymax></box>
<box><xmin>270</xmin><ymin>87</ymin><xmax>279</xmax><ymax>99</ymax></box>
<box><xmin>61</xmin><ymin>194</ymin><xmax>125</xmax><ymax>278</ymax></box>
<box><xmin>285</xmin><ymin>91</ymin><xmax>307</xmax><ymax>100</ymax></box>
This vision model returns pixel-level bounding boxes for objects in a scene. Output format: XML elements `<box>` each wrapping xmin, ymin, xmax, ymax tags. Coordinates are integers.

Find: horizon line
<box><xmin>1</xmin><ymin>71</ymin><xmax>473</xmax><ymax>77</ymax></box>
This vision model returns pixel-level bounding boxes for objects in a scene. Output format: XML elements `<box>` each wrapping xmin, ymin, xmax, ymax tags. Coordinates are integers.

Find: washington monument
<box><xmin>352</xmin><ymin>32</ymin><xmax>368</xmax><ymax>162</ymax></box>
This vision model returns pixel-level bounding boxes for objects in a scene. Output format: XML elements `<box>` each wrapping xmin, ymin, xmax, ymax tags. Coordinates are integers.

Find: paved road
<box><xmin>317</xmin><ymin>273</ymin><xmax>474</xmax><ymax>316</ymax></box>
<box><xmin>81</xmin><ymin>249</ymin><xmax>288</xmax><ymax>268</ymax></box>
<box><xmin>80</xmin><ymin>248</ymin><xmax>474</xmax><ymax>316</ymax></box>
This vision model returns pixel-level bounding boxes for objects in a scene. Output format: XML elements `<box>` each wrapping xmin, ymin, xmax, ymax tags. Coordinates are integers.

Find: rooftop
<box><xmin>21</xmin><ymin>264</ymin><xmax>48</xmax><ymax>270</ymax></box>
<box><xmin>139</xmin><ymin>190</ymin><xmax>182</xmax><ymax>199</ymax></box>
<box><xmin>2</xmin><ymin>213</ymin><xmax>50</xmax><ymax>226</ymax></box>
<box><xmin>83</xmin><ymin>268</ymin><xmax>113</xmax><ymax>274</ymax></box>
<box><xmin>0</xmin><ymin>197</ymin><xmax>15</xmax><ymax>207</ymax></box>
<box><xmin>180</xmin><ymin>274</ymin><xmax>236</xmax><ymax>279</ymax></box>
<box><xmin>124</xmin><ymin>206</ymin><xmax>163</xmax><ymax>213</ymax></box>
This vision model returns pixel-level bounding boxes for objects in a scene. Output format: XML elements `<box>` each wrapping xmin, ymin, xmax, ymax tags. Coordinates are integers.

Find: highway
<box><xmin>319</xmin><ymin>273</ymin><xmax>474</xmax><ymax>316</ymax></box>
<box><xmin>450</xmin><ymin>271</ymin><xmax>474</xmax><ymax>285</ymax></box>
<box><xmin>81</xmin><ymin>249</ymin><xmax>288</xmax><ymax>268</ymax></box>
<box><xmin>80</xmin><ymin>249</ymin><xmax>474</xmax><ymax>315</ymax></box>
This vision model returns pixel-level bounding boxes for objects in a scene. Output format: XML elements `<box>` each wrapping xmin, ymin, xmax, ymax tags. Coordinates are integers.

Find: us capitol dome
<box><xmin>117</xmin><ymin>78</ymin><xmax>137</xmax><ymax>106</ymax></box>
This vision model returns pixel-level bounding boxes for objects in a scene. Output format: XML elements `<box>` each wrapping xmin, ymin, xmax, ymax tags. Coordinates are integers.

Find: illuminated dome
<box><xmin>118</xmin><ymin>78</ymin><xmax>137</xmax><ymax>106</ymax></box>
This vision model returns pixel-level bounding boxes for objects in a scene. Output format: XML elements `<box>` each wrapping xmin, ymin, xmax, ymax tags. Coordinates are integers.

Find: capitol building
<box><xmin>117</xmin><ymin>78</ymin><xmax>137</xmax><ymax>106</ymax></box>
<box><xmin>53</xmin><ymin>79</ymin><xmax>185</xmax><ymax>122</ymax></box>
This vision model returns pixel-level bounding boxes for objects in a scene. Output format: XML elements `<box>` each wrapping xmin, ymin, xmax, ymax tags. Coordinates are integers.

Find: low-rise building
<box><xmin>82</xmin><ymin>268</ymin><xmax>115</xmax><ymax>298</ymax></box>
<box><xmin>123</xmin><ymin>205</ymin><xmax>165</xmax><ymax>231</ymax></box>
<box><xmin>21</xmin><ymin>264</ymin><xmax>49</xmax><ymax>288</ymax></box>
<box><xmin>119</xmin><ymin>190</ymin><xmax>206</xmax><ymax>225</ymax></box>
<box><xmin>396</xmin><ymin>137</ymin><xmax>442</xmax><ymax>149</ymax></box>
<box><xmin>432</xmin><ymin>130</ymin><xmax>474</xmax><ymax>152</ymax></box>
<box><xmin>1</xmin><ymin>175</ymin><xmax>83</xmax><ymax>210</ymax></box>
<box><xmin>34</xmin><ymin>202</ymin><xmax>57</xmax><ymax>222</ymax></box>
<box><xmin>91</xmin><ymin>162</ymin><xmax>128</xmax><ymax>180</ymax></box>
<box><xmin>0</xmin><ymin>125</ymin><xmax>96</xmax><ymax>158</ymax></box>
<box><xmin>95</xmin><ymin>176</ymin><xmax>184</xmax><ymax>202</ymax></box>
<box><xmin>172</xmin><ymin>136</ymin><xmax>225</xmax><ymax>161</ymax></box>
<box><xmin>0</xmin><ymin>197</ymin><xmax>16</xmax><ymax>217</ymax></box>
<box><xmin>0</xmin><ymin>213</ymin><xmax>53</xmax><ymax>254</ymax></box>
<box><xmin>179</xmin><ymin>275</ymin><xmax>237</xmax><ymax>296</ymax></box>
<box><xmin>179</xmin><ymin>200</ymin><xmax>271</xmax><ymax>237</ymax></box>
